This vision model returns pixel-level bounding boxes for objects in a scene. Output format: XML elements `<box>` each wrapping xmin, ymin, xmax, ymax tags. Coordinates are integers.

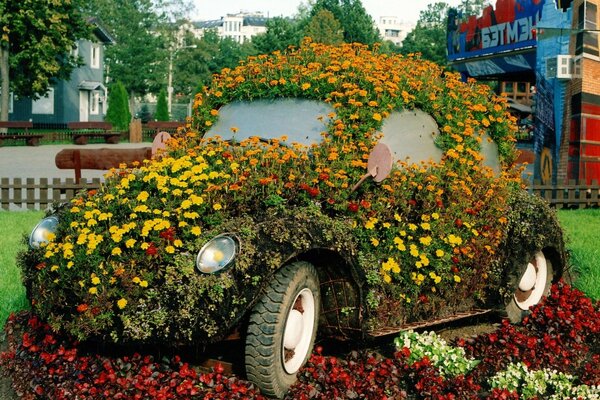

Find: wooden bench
<box><xmin>67</xmin><ymin>121</ymin><xmax>120</xmax><ymax>145</ymax></box>
<box><xmin>55</xmin><ymin>132</ymin><xmax>172</xmax><ymax>183</ymax></box>
<box><xmin>146</xmin><ymin>121</ymin><xmax>185</xmax><ymax>138</ymax></box>
<box><xmin>0</xmin><ymin>121</ymin><xmax>43</xmax><ymax>146</ymax></box>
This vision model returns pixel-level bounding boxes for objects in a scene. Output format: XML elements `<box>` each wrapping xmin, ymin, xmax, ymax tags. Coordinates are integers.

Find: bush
<box><xmin>105</xmin><ymin>81</ymin><xmax>131</xmax><ymax>131</ymax></box>
<box><xmin>155</xmin><ymin>89</ymin><xmax>169</xmax><ymax>121</ymax></box>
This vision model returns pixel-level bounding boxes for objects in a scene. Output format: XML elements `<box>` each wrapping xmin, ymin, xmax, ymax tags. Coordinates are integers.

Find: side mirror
<box><xmin>351</xmin><ymin>143</ymin><xmax>393</xmax><ymax>192</ymax></box>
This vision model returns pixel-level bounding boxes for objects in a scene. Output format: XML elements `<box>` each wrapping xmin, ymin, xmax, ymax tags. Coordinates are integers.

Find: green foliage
<box><xmin>252</xmin><ymin>17</ymin><xmax>302</xmax><ymax>54</ymax></box>
<box><xmin>83</xmin><ymin>0</ymin><xmax>168</xmax><ymax>99</ymax></box>
<box><xmin>394</xmin><ymin>330</ymin><xmax>479</xmax><ymax>377</ymax></box>
<box><xmin>0</xmin><ymin>0</ymin><xmax>90</xmax><ymax>119</ymax></box>
<box><xmin>309</xmin><ymin>0</ymin><xmax>380</xmax><ymax>45</ymax></box>
<box><xmin>154</xmin><ymin>89</ymin><xmax>169</xmax><ymax>121</ymax></box>
<box><xmin>304</xmin><ymin>9</ymin><xmax>344</xmax><ymax>45</ymax></box>
<box><xmin>105</xmin><ymin>81</ymin><xmax>131</xmax><ymax>130</ymax></box>
<box><xmin>400</xmin><ymin>1</ymin><xmax>450</xmax><ymax>65</ymax></box>
<box><xmin>489</xmin><ymin>362</ymin><xmax>600</xmax><ymax>399</ymax></box>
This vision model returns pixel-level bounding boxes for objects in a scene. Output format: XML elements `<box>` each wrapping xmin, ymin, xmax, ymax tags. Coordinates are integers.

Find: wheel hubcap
<box><xmin>514</xmin><ymin>251</ymin><xmax>548</xmax><ymax>310</ymax></box>
<box><xmin>282</xmin><ymin>288</ymin><xmax>315</xmax><ymax>374</ymax></box>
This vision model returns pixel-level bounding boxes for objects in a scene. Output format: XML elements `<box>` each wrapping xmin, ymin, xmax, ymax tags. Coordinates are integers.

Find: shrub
<box><xmin>155</xmin><ymin>89</ymin><xmax>169</xmax><ymax>121</ymax></box>
<box><xmin>0</xmin><ymin>312</ymin><xmax>265</xmax><ymax>399</ymax></box>
<box><xmin>394</xmin><ymin>330</ymin><xmax>479</xmax><ymax>377</ymax></box>
<box><xmin>105</xmin><ymin>81</ymin><xmax>131</xmax><ymax>131</ymax></box>
<box><xmin>488</xmin><ymin>362</ymin><xmax>600</xmax><ymax>399</ymax></box>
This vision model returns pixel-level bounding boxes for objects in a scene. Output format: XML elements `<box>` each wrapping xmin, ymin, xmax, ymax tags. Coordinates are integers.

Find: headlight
<box><xmin>29</xmin><ymin>216</ymin><xmax>59</xmax><ymax>248</ymax></box>
<box><xmin>196</xmin><ymin>234</ymin><xmax>239</xmax><ymax>274</ymax></box>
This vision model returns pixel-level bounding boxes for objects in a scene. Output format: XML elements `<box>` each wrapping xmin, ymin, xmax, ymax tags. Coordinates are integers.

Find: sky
<box><xmin>192</xmin><ymin>0</ymin><xmax>472</xmax><ymax>25</ymax></box>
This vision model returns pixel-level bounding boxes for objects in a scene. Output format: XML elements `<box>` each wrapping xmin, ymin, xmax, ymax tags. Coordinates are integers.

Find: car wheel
<box><xmin>245</xmin><ymin>261</ymin><xmax>320</xmax><ymax>399</ymax></box>
<box><xmin>505</xmin><ymin>250</ymin><xmax>554</xmax><ymax>323</ymax></box>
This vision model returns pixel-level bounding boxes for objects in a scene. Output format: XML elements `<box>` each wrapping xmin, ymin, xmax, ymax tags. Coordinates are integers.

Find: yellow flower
<box><xmin>117</xmin><ymin>298</ymin><xmax>127</xmax><ymax>309</ymax></box>
<box><xmin>436</xmin><ymin>249</ymin><xmax>445</xmax><ymax>257</ymax></box>
<box><xmin>191</xmin><ymin>226</ymin><xmax>202</xmax><ymax>236</ymax></box>
<box><xmin>213</xmin><ymin>203</ymin><xmax>222</xmax><ymax>211</ymax></box>
<box><xmin>140</xmin><ymin>280</ymin><xmax>148</xmax><ymax>288</ymax></box>
<box><xmin>383</xmin><ymin>274</ymin><xmax>392</xmax><ymax>283</ymax></box>
<box><xmin>137</xmin><ymin>191</ymin><xmax>149</xmax><ymax>202</ymax></box>
<box><xmin>88</xmin><ymin>287</ymin><xmax>98</xmax><ymax>294</ymax></box>
<box><xmin>165</xmin><ymin>245</ymin><xmax>175</xmax><ymax>254</ymax></box>
<box><xmin>370</xmin><ymin>237</ymin><xmax>379</xmax><ymax>247</ymax></box>
<box><xmin>454</xmin><ymin>275</ymin><xmax>462</xmax><ymax>283</ymax></box>
<box><xmin>111</xmin><ymin>247</ymin><xmax>122</xmax><ymax>256</ymax></box>
<box><xmin>419</xmin><ymin>236</ymin><xmax>432</xmax><ymax>246</ymax></box>
<box><xmin>91</xmin><ymin>276</ymin><xmax>100</xmax><ymax>285</ymax></box>
<box><xmin>132</xmin><ymin>276</ymin><xmax>141</xmax><ymax>284</ymax></box>
<box><xmin>364</xmin><ymin>217</ymin><xmax>378</xmax><ymax>230</ymax></box>
<box><xmin>125</xmin><ymin>239</ymin><xmax>136</xmax><ymax>248</ymax></box>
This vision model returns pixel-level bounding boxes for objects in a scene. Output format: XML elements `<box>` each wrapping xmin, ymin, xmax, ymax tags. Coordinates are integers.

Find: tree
<box><xmin>304</xmin><ymin>9</ymin><xmax>344</xmax><ymax>45</ymax></box>
<box><xmin>400</xmin><ymin>2</ymin><xmax>450</xmax><ymax>65</ymax></box>
<box><xmin>0</xmin><ymin>0</ymin><xmax>90</xmax><ymax>122</ymax></box>
<box><xmin>82</xmin><ymin>0</ymin><xmax>170</xmax><ymax>114</ymax></box>
<box><xmin>105</xmin><ymin>81</ymin><xmax>131</xmax><ymax>130</ymax></box>
<box><xmin>308</xmin><ymin>0</ymin><xmax>380</xmax><ymax>45</ymax></box>
<box><xmin>154</xmin><ymin>89</ymin><xmax>169</xmax><ymax>121</ymax></box>
<box><xmin>252</xmin><ymin>17</ymin><xmax>302</xmax><ymax>54</ymax></box>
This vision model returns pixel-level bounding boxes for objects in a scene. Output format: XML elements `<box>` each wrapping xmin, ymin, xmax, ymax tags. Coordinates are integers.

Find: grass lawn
<box><xmin>557</xmin><ymin>208</ymin><xmax>600</xmax><ymax>300</ymax></box>
<box><xmin>0</xmin><ymin>211</ymin><xmax>43</xmax><ymax>329</ymax></box>
<box><xmin>0</xmin><ymin>208</ymin><xmax>598</xmax><ymax>331</ymax></box>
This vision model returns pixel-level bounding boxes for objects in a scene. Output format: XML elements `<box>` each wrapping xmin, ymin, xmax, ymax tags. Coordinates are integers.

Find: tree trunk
<box><xmin>0</xmin><ymin>44</ymin><xmax>10</xmax><ymax>124</ymax></box>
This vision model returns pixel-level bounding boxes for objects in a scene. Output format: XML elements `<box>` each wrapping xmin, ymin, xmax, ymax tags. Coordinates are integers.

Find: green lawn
<box><xmin>557</xmin><ymin>208</ymin><xmax>600</xmax><ymax>300</ymax></box>
<box><xmin>0</xmin><ymin>208</ymin><xmax>598</xmax><ymax>330</ymax></box>
<box><xmin>0</xmin><ymin>211</ymin><xmax>43</xmax><ymax>328</ymax></box>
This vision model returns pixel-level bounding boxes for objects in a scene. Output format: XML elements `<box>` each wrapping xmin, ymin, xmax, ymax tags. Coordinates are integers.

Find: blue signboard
<box><xmin>448</xmin><ymin>0</ymin><xmax>547</xmax><ymax>61</ymax></box>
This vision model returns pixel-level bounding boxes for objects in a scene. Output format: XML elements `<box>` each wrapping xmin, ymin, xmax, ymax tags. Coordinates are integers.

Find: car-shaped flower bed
<box><xmin>21</xmin><ymin>41</ymin><xmax>567</xmax><ymax>398</ymax></box>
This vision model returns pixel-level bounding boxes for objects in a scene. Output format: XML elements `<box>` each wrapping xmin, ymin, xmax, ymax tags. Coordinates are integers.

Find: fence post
<box><xmin>129</xmin><ymin>119</ymin><xmax>142</xmax><ymax>143</ymax></box>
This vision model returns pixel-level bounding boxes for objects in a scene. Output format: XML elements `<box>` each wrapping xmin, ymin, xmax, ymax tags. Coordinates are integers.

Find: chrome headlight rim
<box><xmin>195</xmin><ymin>233</ymin><xmax>240</xmax><ymax>274</ymax></box>
<box><xmin>29</xmin><ymin>215</ymin><xmax>59</xmax><ymax>248</ymax></box>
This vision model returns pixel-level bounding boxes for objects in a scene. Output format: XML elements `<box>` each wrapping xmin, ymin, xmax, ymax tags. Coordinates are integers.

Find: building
<box><xmin>447</xmin><ymin>0</ymin><xmax>600</xmax><ymax>185</ymax></box>
<box><xmin>376</xmin><ymin>16</ymin><xmax>414</xmax><ymax>46</ymax></box>
<box><xmin>192</xmin><ymin>12</ymin><xmax>268</xmax><ymax>43</ymax></box>
<box><xmin>9</xmin><ymin>18</ymin><xmax>115</xmax><ymax>127</ymax></box>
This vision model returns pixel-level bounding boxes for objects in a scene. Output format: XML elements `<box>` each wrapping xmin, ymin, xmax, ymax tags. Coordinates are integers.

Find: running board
<box><xmin>366</xmin><ymin>309</ymin><xmax>493</xmax><ymax>337</ymax></box>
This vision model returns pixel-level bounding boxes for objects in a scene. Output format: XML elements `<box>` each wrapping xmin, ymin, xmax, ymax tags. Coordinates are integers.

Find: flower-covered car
<box><xmin>21</xmin><ymin>41</ymin><xmax>567</xmax><ymax>398</ymax></box>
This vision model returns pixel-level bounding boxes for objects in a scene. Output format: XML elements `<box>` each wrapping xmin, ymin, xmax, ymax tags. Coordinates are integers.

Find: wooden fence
<box><xmin>1</xmin><ymin>178</ymin><xmax>599</xmax><ymax>211</ymax></box>
<box><xmin>530</xmin><ymin>180</ymin><xmax>600</xmax><ymax>209</ymax></box>
<box><xmin>1</xmin><ymin>178</ymin><xmax>101</xmax><ymax>210</ymax></box>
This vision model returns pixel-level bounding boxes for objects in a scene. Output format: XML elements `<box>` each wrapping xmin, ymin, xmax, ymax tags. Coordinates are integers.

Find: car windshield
<box><xmin>378</xmin><ymin>109</ymin><xmax>443</xmax><ymax>165</ymax></box>
<box><xmin>204</xmin><ymin>98</ymin><xmax>334</xmax><ymax>146</ymax></box>
<box><xmin>379</xmin><ymin>108</ymin><xmax>501</xmax><ymax>172</ymax></box>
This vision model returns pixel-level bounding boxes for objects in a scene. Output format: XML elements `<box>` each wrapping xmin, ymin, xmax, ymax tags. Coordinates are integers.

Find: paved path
<box><xmin>0</xmin><ymin>142</ymin><xmax>151</xmax><ymax>180</ymax></box>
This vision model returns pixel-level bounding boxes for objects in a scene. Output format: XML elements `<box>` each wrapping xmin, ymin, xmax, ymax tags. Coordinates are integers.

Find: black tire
<box><xmin>245</xmin><ymin>261</ymin><xmax>320</xmax><ymax>399</ymax></box>
<box><xmin>505</xmin><ymin>250</ymin><xmax>554</xmax><ymax>323</ymax></box>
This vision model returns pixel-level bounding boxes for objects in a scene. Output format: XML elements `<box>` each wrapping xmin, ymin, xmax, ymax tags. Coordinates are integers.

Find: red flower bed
<box><xmin>1</xmin><ymin>282</ymin><xmax>598</xmax><ymax>399</ymax></box>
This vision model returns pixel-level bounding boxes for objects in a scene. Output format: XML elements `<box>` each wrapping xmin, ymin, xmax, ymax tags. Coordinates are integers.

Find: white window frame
<box><xmin>91</xmin><ymin>44</ymin><xmax>100</xmax><ymax>69</ymax></box>
<box><xmin>32</xmin><ymin>88</ymin><xmax>55</xmax><ymax>115</ymax></box>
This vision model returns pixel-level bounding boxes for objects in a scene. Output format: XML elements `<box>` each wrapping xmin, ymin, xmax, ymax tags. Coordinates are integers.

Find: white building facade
<box><xmin>376</xmin><ymin>16</ymin><xmax>414</xmax><ymax>46</ymax></box>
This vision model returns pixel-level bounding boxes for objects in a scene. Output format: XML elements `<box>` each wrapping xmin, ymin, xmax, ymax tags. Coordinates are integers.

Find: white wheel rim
<box><xmin>282</xmin><ymin>288</ymin><xmax>315</xmax><ymax>374</ymax></box>
<box><xmin>514</xmin><ymin>251</ymin><xmax>548</xmax><ymax>310</ymax></box>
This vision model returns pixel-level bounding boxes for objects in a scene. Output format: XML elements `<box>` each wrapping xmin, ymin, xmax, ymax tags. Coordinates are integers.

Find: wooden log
<box><xmin>55</xmin><ymin>148</ymin><xmax>152</xmax><ymax>171</ymax></box>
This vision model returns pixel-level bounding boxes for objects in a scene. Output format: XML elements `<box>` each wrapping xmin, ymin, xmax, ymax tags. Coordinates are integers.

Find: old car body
<box><xmin>21</xmin><ymin>41</ymin><xmax>566</xmax><ymax>398</ymax></box>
